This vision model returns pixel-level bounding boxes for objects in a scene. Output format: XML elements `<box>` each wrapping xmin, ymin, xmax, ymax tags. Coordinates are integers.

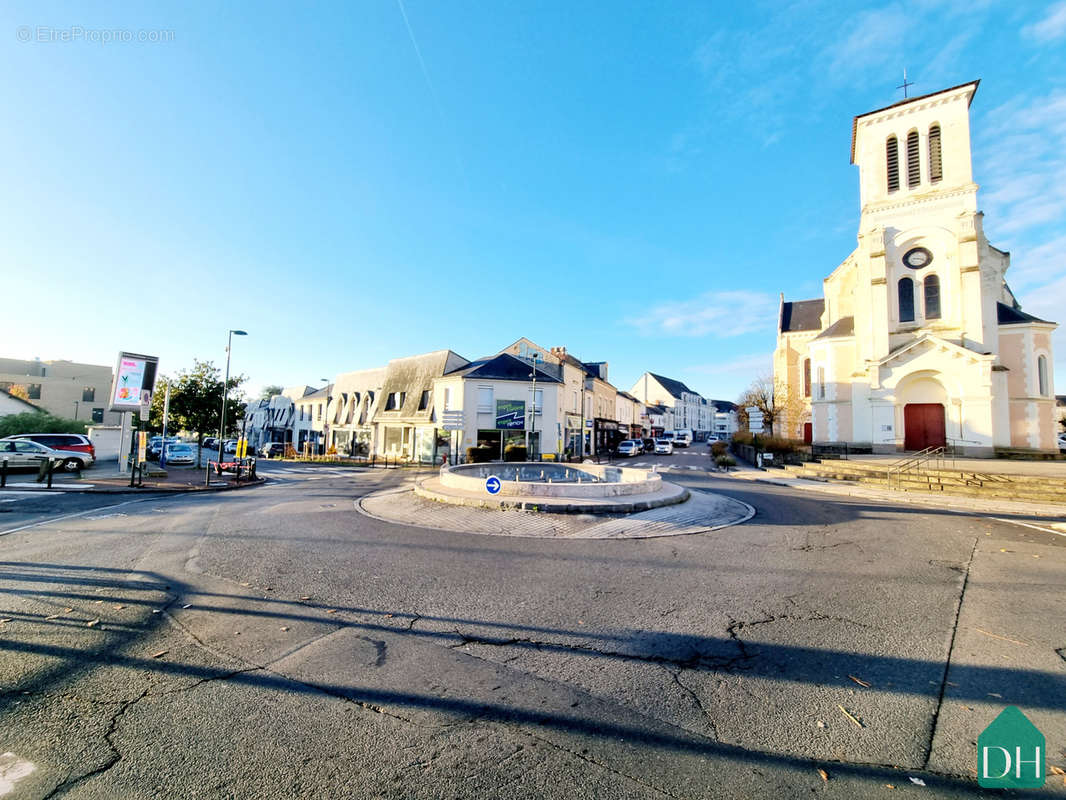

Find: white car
<box><xmin>616</xmin><ymin>440</ymin><xmax>642</xmax><ymax>457</ymax></box>
<box><xmin>163</xmin><ymin>443</ymin><xmax>197</xmax><ymax>465</ymax></box>
<box><xmin>1059</xmin><ymin>432</ymin><xmax>1066</xmax><ymax>453</ymax></box>
<box><xmin>0</xmin><ymin>437</ymin><xmax>94</xmax><ymax>471</ymax></box>
<box><xmin>654</xmin><ymin>439</ymin><xmax>674</xmax><ymax>455</ymax></box>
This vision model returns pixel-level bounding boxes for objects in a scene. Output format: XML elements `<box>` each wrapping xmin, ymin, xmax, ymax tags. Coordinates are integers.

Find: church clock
<box><xmin>902</xmin><ymin>247</ymin><xmax>933</xmax><ymax>269</ymax></box>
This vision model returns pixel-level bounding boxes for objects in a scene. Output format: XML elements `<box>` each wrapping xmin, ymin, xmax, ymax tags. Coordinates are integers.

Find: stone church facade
<box><xmin>774</xmin><ymin>81</ymin><xmax>1057</xmax><ymax>456</ymax></box>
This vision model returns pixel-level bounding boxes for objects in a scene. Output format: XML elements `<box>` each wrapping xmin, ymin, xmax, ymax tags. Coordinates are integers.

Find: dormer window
<box><xmin>906</xmin><ymin>130</ymin><xmax>920</xmax><ymax>188</ymax></box>
<box><xmin>886</xmin><ymin>136</ymin><xmax>900</xmax><ymax>192</ymax></box>
<box><xmin>928</xmin><ymin>125</ymin><xmax>942</xmax><ymax>182</ymax></box>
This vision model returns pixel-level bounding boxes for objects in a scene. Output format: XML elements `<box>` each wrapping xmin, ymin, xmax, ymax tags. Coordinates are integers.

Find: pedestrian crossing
<box><xmin>628</xmin><ymin>462</ymin><xmax>708</xmax><ymax>472</ymax></box>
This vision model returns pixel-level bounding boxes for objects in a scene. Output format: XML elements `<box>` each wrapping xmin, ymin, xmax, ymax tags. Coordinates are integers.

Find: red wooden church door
<box><xmin>903</xmin><ymin>403</ymin><xmax>946</xmax><ymax>451</ymax></box>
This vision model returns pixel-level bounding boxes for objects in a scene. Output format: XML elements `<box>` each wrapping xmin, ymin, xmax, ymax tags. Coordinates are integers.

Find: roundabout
<box><xmin>356</xmin><ymin>462</ymin><xmax>755</xmax><ymax>539</ymax></box>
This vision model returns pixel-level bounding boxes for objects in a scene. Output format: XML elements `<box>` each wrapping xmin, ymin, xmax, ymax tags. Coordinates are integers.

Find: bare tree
<box><xmin>737</xmin><ymin>373</ymin><xmax>777</xmax><ymax>435</ymax></box>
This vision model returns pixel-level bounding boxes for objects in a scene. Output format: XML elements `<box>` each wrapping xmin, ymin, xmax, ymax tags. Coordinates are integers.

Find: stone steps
<box><xmin>783</xmin><ymin>463</ymin><xmax>1066</xmax><ymax>504</ymax></box>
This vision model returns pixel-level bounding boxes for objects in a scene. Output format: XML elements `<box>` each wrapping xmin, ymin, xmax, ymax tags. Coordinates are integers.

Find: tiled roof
<box><xmin>780</xmin><ymin>299</ymin><xmax>824</xmax><ymax>333</ymax></box>
<box><xmin>997</xmin><ymin>302</ymin><xmax>1051</xmax><ymax>325</ymax></box>
<box><xmin>813</xmin><ymin>316</ymin><xmax>855</xmax><ymax>340</ymax></box>
<box><xmin>647</xmin><ymin>373</ymin><xmax>695</xmax><ymax>399</ymax></box>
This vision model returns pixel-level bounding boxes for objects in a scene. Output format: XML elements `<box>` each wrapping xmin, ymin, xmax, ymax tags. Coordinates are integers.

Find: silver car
<box><xmin>0</xmin><ymin>437</ymin><xmax>95</xmax><ymax>471</ymax></box>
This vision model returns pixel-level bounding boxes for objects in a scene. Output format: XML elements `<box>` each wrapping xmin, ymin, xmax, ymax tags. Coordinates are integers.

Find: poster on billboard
<box><xmin>495</xmin><ymin>399</ymin><xmax>525</xmax><ymax>430</ymax></box>
<box><xmin>109</xmin><ymin>352</ymin><xmax>159</xmax><ymax>413</ymax></box>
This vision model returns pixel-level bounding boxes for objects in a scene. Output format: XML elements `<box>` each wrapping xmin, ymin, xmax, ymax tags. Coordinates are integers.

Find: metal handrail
<box><xmin>888</xmin><ymin>444</ymin><xmax>947</xmax><ymax>489</ymax></box>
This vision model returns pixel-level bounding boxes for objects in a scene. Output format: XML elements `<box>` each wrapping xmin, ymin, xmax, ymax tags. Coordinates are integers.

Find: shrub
<box><xmin>503</xmin><ymin>444</ymin><xmax>527</xmax><ymax>462</ymax></box>
<box><xmin>466</xmin><ymin>446</ymin><xmax>495</xmax><ymax>463</ymax></box>
<box><xmin>710</xmin><ymin>441</ymin><xmax>728</xmax><ymax>457</ymax></box>
<box><xmin>0</xmin><ymin>412</ymin><xmax>87</xmax><ymax>438</ymax></box>
<box><xmin>732</xmin><ymin>431</ymin><xmax>801</xmax><ymax>455</ymax></box>
<box><xmin>715</xmin><ymin>454</ymin><xmax>736</xmax><ymax>468</ymax></box>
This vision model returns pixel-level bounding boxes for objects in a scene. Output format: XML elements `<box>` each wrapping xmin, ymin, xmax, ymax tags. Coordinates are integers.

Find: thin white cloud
<box><xmin>631</xmin><ymin>291</ymin><xmax>779</xmax><ymax>338</ymax></box>
<box><xmin>1022</xmin><ymin>1</ymin><xmax>1066</xmax><ymax>41</ymax></box>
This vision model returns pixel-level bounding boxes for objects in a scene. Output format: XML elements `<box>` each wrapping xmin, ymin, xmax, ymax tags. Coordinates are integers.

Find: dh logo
<box><xmin>978</xmin><ymin>706</ymin><xmax>1045</xmax><ymax>788</ymax></box>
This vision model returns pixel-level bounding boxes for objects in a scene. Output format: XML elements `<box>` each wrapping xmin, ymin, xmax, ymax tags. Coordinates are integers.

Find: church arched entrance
<box><xmin>903</xmin><ymin>404</ymin><xmax>946</xmax><ymax>450</ymax></box>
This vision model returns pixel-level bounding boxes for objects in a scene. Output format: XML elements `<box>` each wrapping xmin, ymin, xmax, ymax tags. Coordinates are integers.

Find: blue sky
<box><xmin>3</xmin><ymin>1</ymin><xmax>1064</xmax><ymax>400</ymax></box>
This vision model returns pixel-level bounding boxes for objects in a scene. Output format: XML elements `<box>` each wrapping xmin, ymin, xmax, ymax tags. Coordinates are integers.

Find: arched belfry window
<box><xmin>886</xmin><ymin>136</ymin><xmax>900</xmax><ymax>192</ymax></box>
<box><xmin>928</xmin><ymin>125</ymin><xmax>942</xmax><ymax>182</ymax></box>
<box><xmin>898</xmin><ymin>277</ymin><xmax>915</xmax><ymax>322</ymax></box>
<box><xmin>907</xmin><ymin>130</ymin><xmax>921</xmax><ymax>188</ymax></box>
<box><xmin>924</xmin><ymin>275</ymin><xmax>941</xmax><ymax>319</ymax></box>
<box><xmin>1038</xmin><ymin>355</ymin><xmax>1049</xmax><ymax>396</ymax></box>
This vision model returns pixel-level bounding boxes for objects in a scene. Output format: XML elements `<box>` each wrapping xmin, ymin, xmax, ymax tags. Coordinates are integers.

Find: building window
<box><xmin>477</xmin><ymin>386</ymin><xmax>493</xmax><ymax>413</ymax></box>
<box><xmin>886</xmin><ymin>136</ymin><xmax>900</xmax><ymax>192</ymax></box>
<box><xmin>27</xmin><ymin>384</ymin><xmax>42</xmax><ymax>400</ymax></box>
<box><xmin>899</xmin><ymin>277</ymin><xmax>915</xmax><ymax>322</ymax></box>
<box><xmin>82</xmin><ymin>387</ymin><xmax>95</xmax><ymax>402</ymax></box>
<box><xmin>443</xmin><ymin>387</ymin><xmax>452</xmax><ymax>411</ymax></box>
<box><xmin>906</xmin><ymin>130</ymin><xmax>920</xmax><ymax>188</ymax></box>
<box><xmin>571</xmin><ymin>392</ymin><xmax>578</xmax><ymax>412</ymax></box>
<box><xmin>417</xmin><ymin>390</ymin><xmax>429</xmax><ymax>411</ymax></box>
<box><xmin>1037</xmin><ymin>355</ymin><xmax>1049</xmax><ymax>396</ymax></box>
<box><xmin>317</xmin><ymin>404</ymin><xmax>323</xmax><ymax>420</ymax></box>
<box><xmin>928</xmin><ymin>124</ymin><xmax>942</xmax><ymax>182</ymax></box>
<box><xmin>817</xmin><ymin>367</ymin><xmax>826</xmax><ymax>400</ymax></box>
<box><xmin>803</xmin><ymin>359</ymin><xmax>811</xmax><ymax>398</ymax></box>
<box><xmin>92</xmin><ymin>408</ymin><xmax>104</xmax><ymax>423</ymax></box>
<box><xmin>924</xmin><ymin>275</ymin><xmax>941</xmax><ymax>319</ymax></box>
<box><xmin>529</xmin><ymin>388</ymin><xmax>543</xmax><ymax>413</ymax></box>
<box><xmin>384</xmin><ymin>392</ymin><xmax>405</xmax><ymax>411</ymax></box>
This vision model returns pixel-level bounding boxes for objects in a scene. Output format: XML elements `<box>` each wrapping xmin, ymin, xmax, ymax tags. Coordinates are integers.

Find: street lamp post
<box><xmin>528</xmin><ymin>354</ymin><xmax>538</xmax><ymax>461</ymax></box>
<box><xmin>319</xmin><ymin>378</ymin><xmax>329</xmax><ymax>456</ymax></box>
<box><xmin>217</xmin><ymin>329</ymin><xmax>248</xmax><ymax>463</ymax></box>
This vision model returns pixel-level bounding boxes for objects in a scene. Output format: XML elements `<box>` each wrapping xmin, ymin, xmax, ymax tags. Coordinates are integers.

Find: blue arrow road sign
<box><xmin>485</xmin><ymin>476</ymin><xmax>501</xmax><ymax>495</ymax></box>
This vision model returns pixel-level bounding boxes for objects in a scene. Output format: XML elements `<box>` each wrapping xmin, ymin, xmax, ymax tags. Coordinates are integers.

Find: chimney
<box><xmin>551</xmin><ymin>346</ymin><xmax>567</xmax><ymax>358</ymax></box>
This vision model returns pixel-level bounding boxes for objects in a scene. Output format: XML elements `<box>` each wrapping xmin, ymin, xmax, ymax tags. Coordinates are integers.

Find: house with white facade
<box><xmin>774</xmin><ymin>81</ymin><xmax>1058</xmax><ymax>455</ymax></box>
<box><xmin>629</xmin><ymin>373</ymin><xmax>707</xmax><ymax>435</ymax></box>
<box><xmin>325</xmin><ymin>367</ymin><xmax>385</xmax><ymax>456</ymax></box>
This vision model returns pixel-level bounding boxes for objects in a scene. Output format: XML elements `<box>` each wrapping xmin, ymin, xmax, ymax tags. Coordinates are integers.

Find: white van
<box><xmin>672</xmin><ymin>429</ymin><xmax>693</xmax><ymax>448</ymax></box>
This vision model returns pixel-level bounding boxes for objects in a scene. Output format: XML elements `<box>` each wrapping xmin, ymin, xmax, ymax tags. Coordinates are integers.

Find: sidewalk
<box><xmin>0</xmin><ymin>462</ymin><xmax>262</xmax><ymax>494</ymax></box>
<box><xmin>723</xmin><ymin>461</ymin><xmax>1066</xmax><ymax>521</ymax></box>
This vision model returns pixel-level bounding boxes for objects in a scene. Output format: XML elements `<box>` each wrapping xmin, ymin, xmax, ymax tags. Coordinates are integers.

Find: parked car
<box><xmin>148</xmin><ymin>436</ymin><xmax>182</xmax><ymax>460</ymax></box>
<box><xmin>223</xmin><ymin>439</ymin><xmax>239</xmax><ymax>454</ymax></box>
<box><xmin>654</xmin><ymin>439</ymin><xmax>674</xmax><ymax>455</ymax></box>
<box><xmin>672</xmin><ymin>429</ymin><xmax>693</xmax><ymax>448</ymax></box>
<box><xmin>202</xmin><ymin>436</ymin><xmax>219</xmax><ymax>451</ymax></box>
<box><xmin>259</xmin><ymin>442</ymin><xmax>285</xmax><ymax>458</ymax></box>
<box><xmin>616</xmin><ymin>440</ymin><xmax>643</xmax><ymax>457</ymax></box>
<box><xmin>163</xmin><ymin>443</ymin><xmax>196</xmax><ymax>465</ymax></box>
<box><xmin>0</xmin><ymin>437</ymin><xmax>95</xmax><ymax>471</ymax></box>
<box><xmin>8</xmin><ymin>433</ymin><xmax>95</xmax><ymax>460</ymax></box>
<box><xmin>1059</xmin><ymin>432</ymin><xmax>1066</xmax><ymax>453</ymax></box>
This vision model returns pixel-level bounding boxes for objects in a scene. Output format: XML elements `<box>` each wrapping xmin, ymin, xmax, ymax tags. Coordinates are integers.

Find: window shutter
<box><xmin>886</xmin><ymin>136</ymin><xmax>900</xmax><ymax>192</ymax></box>
<box><xmin>907</xmin><ymin>130</ymin><xmax>920</xmax><ymax>188</ymax></box>
<box><xmin>928</xmin><ymin>125</ymin><xmax>942</xmax><ymax>182</ymax></box>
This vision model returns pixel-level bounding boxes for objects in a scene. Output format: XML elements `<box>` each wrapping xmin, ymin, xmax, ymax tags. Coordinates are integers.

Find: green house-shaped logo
<box><xmin>978</xmin><ymin>706</ymin><xmax>1045</xmax><ymax>788</ymax></box>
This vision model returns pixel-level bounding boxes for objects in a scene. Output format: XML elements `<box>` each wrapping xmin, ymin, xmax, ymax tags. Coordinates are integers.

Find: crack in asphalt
<box><xmin>921</xmin><ymin>535</ymin><xmax>979</xmax><ymax>770</ymax></box>
<box><xmin>669</xmin><ymin>668</ymin><xmax>720</xmax><ymax>740</ymax></box>
<box><xmin>40</xmin><ymin>688</ymin><xmax>149</xmax><ymax>799</ymax></box>
<box><xmin>448</xmin><ymin>630</ymin><xmax>751</xmax><ymax>672</ymax></box>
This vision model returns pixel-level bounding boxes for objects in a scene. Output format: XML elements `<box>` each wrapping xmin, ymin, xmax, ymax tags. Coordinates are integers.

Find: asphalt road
<box><xmin>0</xmin><ymin>458</ymin><xmax>1064</xmax><ymax>798</ymax></box>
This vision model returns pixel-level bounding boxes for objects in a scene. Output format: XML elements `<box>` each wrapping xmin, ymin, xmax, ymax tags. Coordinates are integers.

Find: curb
<box><xmin>0</xmin><ymin>478</ymin><xmax>267</xmax><ymax>495</ymax></box>
<box><xmin>412</xmin><ymin>480</ymin><xmax>691</xmax><ymax>514</ymax></box>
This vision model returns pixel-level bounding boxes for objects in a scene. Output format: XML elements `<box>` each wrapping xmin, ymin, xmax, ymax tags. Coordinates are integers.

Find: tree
<box><xmin>147</xmin><ymin>360</ymin><xmax>246</xmax><ymax>466</ymax></box>
<box><xmin>260</xmin><ymin>385</ymin><xmax>283</xmax><ymax>400</ymax></box>
<box><xmin>737</xmin><ymin>374</ymin><xmax>778</xmax><ymax>436</ymax></box>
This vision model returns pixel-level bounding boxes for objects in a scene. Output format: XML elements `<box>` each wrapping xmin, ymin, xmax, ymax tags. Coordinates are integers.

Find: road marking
<box><xmin>0</xmin><ymin>752</ymin><xmax>36</xmax><ymax>796</ymax></box>
<box><xmin>0</xmin><ymin>496</ymin><xmax>172</xmax><ymax>537</ymax></box>
<box><xmin>991</xmin><ymin>518</ymin><xmax>1066</xmax><ymax>538</ymax></box>
<box><xmin>1</xmin><ymin>482</ymin><xmax>92</xmax><ymax>490</ymax></box>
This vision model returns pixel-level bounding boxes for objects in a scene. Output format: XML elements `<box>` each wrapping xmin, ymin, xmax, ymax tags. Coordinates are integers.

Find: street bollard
<box><xmin>1</xmin><ymin>457</ymin><xmax>6</xmax><ymax>487</ymax></box>
<box><xmin>47</xmin><ymin>458</ymin><xmax>55</xmax><ymax>488</ymax></box>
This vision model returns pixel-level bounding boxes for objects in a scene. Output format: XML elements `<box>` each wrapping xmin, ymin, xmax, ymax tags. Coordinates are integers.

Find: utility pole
<box><xmin>528</xmin><ymin>354</ymin><xmax>538</xmax><ymax>461</ymax></box>
<box><xmin>217</xmin><ymin>329</ymin><xmax>247</xmax><ymax>463</ymax></box>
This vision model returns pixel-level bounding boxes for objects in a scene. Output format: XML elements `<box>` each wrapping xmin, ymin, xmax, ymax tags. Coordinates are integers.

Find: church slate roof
<box><xmin>813</xmin><ymin>316</ymin><xmax>855</xmax><ymax>340</ymax></box>
<box><xmin>997</xmin><ymin>302</ymin><xmax>1052</xmax><ymax>325</ymax></box>
<box><xmin>647</xmin><ymin>373</ymin><xmax>696</xmax><ymax>399</ymax></box>
<box><xmin>779</xmin><ymin>299</ymin><xmax>825</xmax><ymax>333</ymax></box>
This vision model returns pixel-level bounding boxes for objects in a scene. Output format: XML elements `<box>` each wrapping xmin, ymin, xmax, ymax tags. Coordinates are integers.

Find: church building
<box><xmin>774</xmin><ymin>81</ymin><xmax>1058</xmax><ymax>456</ymax></box>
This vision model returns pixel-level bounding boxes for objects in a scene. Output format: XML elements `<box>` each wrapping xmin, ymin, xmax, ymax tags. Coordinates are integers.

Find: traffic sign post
<box><xmin>485</xmin><ymin>475</ymin><xmax>501</xmax><ymax>495</ymax></box>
